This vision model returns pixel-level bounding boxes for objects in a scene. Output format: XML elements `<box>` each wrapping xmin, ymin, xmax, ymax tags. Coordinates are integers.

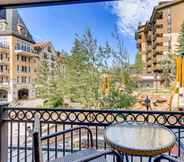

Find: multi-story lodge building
<box><xmin>34</xmin><ymin>42</ymin><xmax>58</xmax><ymax>73</ymax></box>
<box><xmin>135</xmin><ymin>0</ymin><xmax>184</xmax><ymax>76</ymax></box>
<box><xmin>0</xmin><ymin>9</ymin><xmax>59</xmax><ymax>102</ymax></box>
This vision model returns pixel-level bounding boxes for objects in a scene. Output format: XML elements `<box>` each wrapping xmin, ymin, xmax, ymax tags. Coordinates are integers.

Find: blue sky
<box><xmin>18</xmin><ymin>1</ymin><xmax>160</xmax><ymax>64</ymax></box>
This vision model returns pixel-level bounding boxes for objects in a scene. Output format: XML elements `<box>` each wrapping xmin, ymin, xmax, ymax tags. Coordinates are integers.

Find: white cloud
<box><xmin>109</xmin><ymin>0</ymin><xmax>161</xmax><ymax>36</ymax></box>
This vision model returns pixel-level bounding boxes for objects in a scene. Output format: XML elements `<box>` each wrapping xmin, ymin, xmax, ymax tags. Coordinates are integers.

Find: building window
<box><xmin>0</xmin><ymin>22</ymin><xmax>7</xmax><ymax>31</ymax></box>
<box><xmin>16</xmin><ymin>40</ymin><xmax>32</xmax><ymax>52</ymax></box>
<box><xmin>17</xmin><ymin>66</ymin><xmax>20</xmax><ymax>72</ymax></box>
<box><xmin>21</xmin><ymin>56</ymin><xmax>27</xmax><ymax>62</ymax></box>
<box><xmin>51</xmin><ymin>55</ymin><xmax>55</xmax><ymax>61</ymax></box>
<box><xmin>48</xmin><ymin>46</ymin><xmax>52</xmax><ymax>52</ymax></box>
<box><xmin>21</xmin><ymin>76</ymin><xmax>27</xmax><ymax>83</ymax></box>
<box><xmin>44</xmin><ymin>53</ymin><xmax>48</xmax><ymax>59</ymax></box>
<box><xmin>17</xmin><ymin>76</ymin><xmax>19</xmax><ymax>83</ymax></box>
<box><xmin>167</xmin><ymin>14</ymin><xmax>172</xmax><ymax>33</ymax></box>
<box><xmin>16</xmin><ymin>40</ymin><xmax>21</xmax><ymax>50</ymax></box>
<box><xmin>28</xmin><ymin>66</ymin><xmax>31</xmax><ymax>72</ymax></box>
<box><xmin>5</xmin><ymin>65</ymin><xmax>7</xmax><ymax>71</ymax></box>
<box><xmin>0</xmin><ymin>37</ymin><xmax>9</xmax><ymax>48</ymax></box>
<box><xmin>0</xmin><ymin>53</ymin><xmax>3</xmax><ymax>60</ymax></box>
<box><xmin>0</xmin><ymin>65</ymin><xmax>3</xmax><ymax>72</ymax></box>
<box><xmin>25</xmin><ymin>66</ymin><xmax>27</xmax><ymax>72</ymax></box>
<box><xmin>21</xmin><ymin>66</ymin><xmax>24</xmax><ymax>72</ymax></box>
<box><xmin>17</xmin><ymin>24</ymin><xmax>27</xmax><ymax>36</ymax></box>
<box><xmin>21</xmin><ymin>66</ymin><xmax>29</xmax><ymax>73</ymax></box>
<box><xmin>0</xmin><ymin>9</ymin><xmax>6</xmax><ymax>20</ymax></box>
<box><xmin>157</xmin><ymin>13</ymin><xmax>163</xmax><ymax>19</ymax></box>
<box><xmin>17</xmin><ymin>55</ymin><xmax>19</xmax><ymax>61</ymax></box>
<box><xmin>28</xmin><ymin>77</ymin><xmax>31</xmax><ymax>83</ymax></box>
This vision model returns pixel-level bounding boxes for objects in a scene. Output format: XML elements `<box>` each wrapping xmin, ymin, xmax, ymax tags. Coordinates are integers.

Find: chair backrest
<box><xmin>33</xmin><ymin>113</ymin><xmax>43</xmax><ymax>162</ymax></box>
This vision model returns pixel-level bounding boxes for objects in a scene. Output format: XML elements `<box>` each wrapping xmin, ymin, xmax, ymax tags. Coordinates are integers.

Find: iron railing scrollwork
<box><xmin>0</xmin><ymin>106</ymin><xmax>184</xmax><ymax>162</ymax></box>
<box><xmin>3</xmin><ymin>107</ymin><xmax>184</xmax><ymax>127</ymax></box>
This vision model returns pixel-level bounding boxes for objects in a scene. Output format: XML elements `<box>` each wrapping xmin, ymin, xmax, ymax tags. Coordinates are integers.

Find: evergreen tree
<box><xmin>78</xmin><ymin>29</ymin><xmax>101</xmax><ymax>106</ymax></box>
<box><xmin>160</xmin><ymin>53</ymin><xmax>175</xmax><ymax>88</ymax></box>
<box><xmin>134</xmin><ymin>51</ymin><xmax>143</xmax><ymax>74</ymax></box>
<box><xmin>35</xmin><ymin>57</ymin><xmax>64</xmax><ymax>107</ymax></box>
<box><xmin>35</xmin><ymin>60</ymin><xmax>50</xmax><ymax>98</ymax></box>
<box><xmin>35</xmin><ymin>29</ymin><xmax>136</xmax><ymax>108</ymax></box>
<box><xmin>98</xmin><ymin>42</ymin><xmax>112</xmax><ymax>71</ymax></box>
<box><xmin>64</xmin><ymin>38</ymin><xmax>90</xmax><ymax>103</ymax></box>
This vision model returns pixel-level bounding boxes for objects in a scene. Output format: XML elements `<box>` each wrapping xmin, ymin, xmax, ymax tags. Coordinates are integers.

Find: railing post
<box><xmin>0</xmin><ymin>103</ymin><xmax>9</xmax><ymax>162</ymax></box>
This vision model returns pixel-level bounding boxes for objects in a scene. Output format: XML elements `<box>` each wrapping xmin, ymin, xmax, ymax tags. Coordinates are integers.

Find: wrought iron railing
<box><xmin>0</xmin><ymin>105</ymin><xmax>184</xmax><ymax>162</ymax></box>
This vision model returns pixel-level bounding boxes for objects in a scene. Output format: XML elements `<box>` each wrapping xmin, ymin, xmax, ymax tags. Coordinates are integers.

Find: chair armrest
<box><xmin>154</xmin><ymin>154</ymin><xmax>181</xmax><ymax>162</ymax></box>
<box><xmin>41</xmin><ymin>126</ymin><xmax>94</xmax><ymax>147</ymax></box>
<box><xmin>75</xmin><ymin>150</ymin><xmax>122</xmax><ymax>162</ymax></box>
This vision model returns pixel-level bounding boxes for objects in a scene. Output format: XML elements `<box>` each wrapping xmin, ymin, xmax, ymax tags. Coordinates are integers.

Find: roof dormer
<box><xmin>0</xmin><ymin>20</ymin><xmax>7</xmax><ymax>31</ymax></box>
<box><xmin>17</xmin><ymin>23</ymin><xmax>27</xmax><ymax>36</ymax></box>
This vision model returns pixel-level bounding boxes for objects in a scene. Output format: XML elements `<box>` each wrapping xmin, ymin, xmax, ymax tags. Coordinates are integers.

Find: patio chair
<box><xmin>154</xmin><ymin>154</ymin><xmax>181</xmax><ymax>162</ymax></box>
<box><xmin>32</xmin><ymin>114</ymin><xmax>121</xmax><ymax>162</ymax></box>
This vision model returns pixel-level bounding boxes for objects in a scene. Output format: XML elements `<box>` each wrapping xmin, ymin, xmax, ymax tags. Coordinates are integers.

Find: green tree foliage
<box><xmin>134</xmin><ymin>51</ymin><xmax>143</xmax><ymax>74</ymax></box>
<box><xmin>160</xmin><ymin>53</ymin><xmax>176</xmax><ymax>88</ymax></box>
<box><xmin>98</xmin><ymin>81</ymin><xmax>136</xmax><ymax>109</ymax></box>
<box><xmin>35</xmin><ymin>29</ymin><xmax>136</xmax><ymax>109</ymax></box>
<box><xmin>35</xmin><ymin>59</ymin><xmax>64</xmax><ymax>107</ymax></box>
<box><xmin>64</xmin><ymin>38</ymin><xmax>95</xmax><ymax>106</ymax></box>
<box><xmin>101</xmin><ymin>90</ymin><xmax>136</xmax><ymax>109</ymax></box>
<box><xmin>35</xmin><ymin>60</ymin><xmax>50</xmax><ymax>98</ymax></box>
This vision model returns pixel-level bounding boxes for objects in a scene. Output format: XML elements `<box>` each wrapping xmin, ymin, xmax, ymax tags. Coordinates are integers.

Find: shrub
<box><xmin>100</xmin><ymin>89</ymin><xmax>136</xmax><ymax>109</ymax></box>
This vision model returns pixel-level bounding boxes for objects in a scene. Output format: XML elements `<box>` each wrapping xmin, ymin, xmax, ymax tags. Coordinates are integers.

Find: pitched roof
<box><xmin>0</xmin><ymin>9</ymin><xmax>34</xmax><ymax>43</ymax></box>
<box><xmin>33</xmin><ymin>42</ymin><xmax>51</xmax><ymax>49</ymax></box>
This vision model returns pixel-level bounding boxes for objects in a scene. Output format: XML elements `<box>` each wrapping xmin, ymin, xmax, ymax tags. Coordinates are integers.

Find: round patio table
<box><xmin>104</xmin><ymin>121</ymin><xmax>176</xmax><ymax>161</ymax></box>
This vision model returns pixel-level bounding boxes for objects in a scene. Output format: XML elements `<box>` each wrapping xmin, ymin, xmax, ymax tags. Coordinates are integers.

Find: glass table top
<box><xmin>105</xmin><ymin>121</ymin><xmax>176</xmax><ymax>156</ymax></box>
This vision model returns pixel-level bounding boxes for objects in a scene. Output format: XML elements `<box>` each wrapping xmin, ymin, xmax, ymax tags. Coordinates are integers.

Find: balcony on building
<box><xmin>14</xmin><ymin>49</ymin><xmax>39</xmax><ymax>58</ymax></box>
<box><xmin>153</xmin><ymin>56</ymin><xmax>157</xmax><ymax>64</ymax></box>
<box><xmin>154</xmin><ymin>63</ymin><xmax>161</xmax><ymax>71</ymax></box>
<box><xmin>156</xmin><ymin>27</ymin><xmax>163</xmax><ymax>34</ymax></box>
<box><xmin>156</xmin><ymin>36</ymin><xmax>164</xmax><ymax>43</ymax></box>
<box><xmin>0</xmin><ymin>1</ymin><xmax>183</xmax><ymax>162</ymax></box>
<box><xmin>0</xmin><ymin>70</ymin><xmax>9</xmax><ymax>76</ymax></box>
<box><xmin>147</xmin><ymin>45</ymin><xmax>152</xmax><ymax>53</ymax></box>
<box><xmin>147</xmin><ymin>32</ymin><xmax>152</xmax><ymax>42</ymax></box>
<box><xmin>146</xmin><ymin>53</ymin><xmax>152</xmax><ymax>61</ymax></box>
<box><xmin>0</xmin><ymin>43</ymin><xmax>9</xmax><ymax>50</ymax></box>
<box><xmin>155</xmin><ymin>44</ymin><xmax>164</xmax><ymax>53</ymax></box>
<box><xmin>155</xmin><ymin>19</ymin><xmax>163</xmax><ymax>27</ymax></box>
<box><xmin>0</xmin><ymin>104</ymin><xmax>182</xmax><ymax>162</ymax></box>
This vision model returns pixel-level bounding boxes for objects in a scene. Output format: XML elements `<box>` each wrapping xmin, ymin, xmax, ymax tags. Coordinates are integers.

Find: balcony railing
<box><xmin>0</xmin><ymin>105</ymin><xmax>184</xmax><ymax>162</ymax></box>
<box><xmin>0</xmin><ymin>44</ymin><xmax>9</xmax><ymax>50</ymax></box>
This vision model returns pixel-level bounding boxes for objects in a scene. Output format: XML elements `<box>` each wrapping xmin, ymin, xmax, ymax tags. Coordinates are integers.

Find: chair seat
<box><xmin>49</xmin><ymin>148</ymin><xmax>107</xmax><ymax>162</ymax></box>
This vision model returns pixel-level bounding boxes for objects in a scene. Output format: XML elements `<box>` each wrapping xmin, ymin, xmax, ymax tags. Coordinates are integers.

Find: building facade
<box><xmin>0</xmin><ymin>9</ymin><xmax>59</xmax><ymax>102</ymax></box>
<box><xmin>34</xmin><ymin>42</ymin><xmax>58</xmax><ymax>73</ymax></box>
<box><xmin>136</xmin><ymin>0</ymin><xmax>184</xmax><ymax>75</ymax></box>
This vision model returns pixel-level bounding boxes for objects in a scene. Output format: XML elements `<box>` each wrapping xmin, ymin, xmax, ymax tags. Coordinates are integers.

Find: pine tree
<box><xmin>79</xmin><ymin>29</ymin><xmax>101</xmax><ymax>106</ymax></box>
<box><xmin>134</xmin><ymin>51</ymin><xmax>143</xmax><ymax>74</ymax></box>
<box><xmin>65</xmin><ymin>38</ymin><xmax>89</xmax><ymax>102</ymax></box>
<box><xmin>160</xmin><ymin>53</ymin><xmax>176</xmax><ymax>88</ymax></box>
<box><xmin>34</xmin><ymin>60</ymin><xmax>50</xmax><ymax>98</ymax></box>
